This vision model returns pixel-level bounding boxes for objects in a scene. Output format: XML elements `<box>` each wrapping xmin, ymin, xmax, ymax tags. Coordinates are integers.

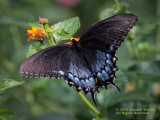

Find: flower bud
<box><xmin>39</xmin><ymin>18</ymin><xmax>48</xmax><ymax>24</ymax></box>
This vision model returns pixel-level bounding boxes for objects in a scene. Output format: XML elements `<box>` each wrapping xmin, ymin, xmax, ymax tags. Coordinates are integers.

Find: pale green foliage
<box><xmin>26</xmin><ymin>44</ymin><xmax>47</xmax><ymax>58</ymax></box>
<box><xmin>0</xmin><ymin>79</ymin><xmax>24</xmax><ymax>120</ymax></box>
<box><xmin>99</xmin><ymin>8</ymin><xmax>116</xmax><ymax>20</ymax></box>
<box><xmin>0</xmin><ymin>109</ymin><xmax>15</xmax><ymax>120</ymax></box>
<box><xmin>99</xmin><ymin>2</ymin><xmax>129</xmax><ymax>20</ymax></box>
<box><xmin>28</xmin><ymin>22</ymin><xmax>44</xmax><ymax>30</ymax></box>
<box><xmin>51</xmin><ymin>17</ymin><xmax>80</xmax><ymax>42</ymax></box>
<box><xmin>0</xmin><ymin>79</ymin><xmax>25</xmax><ymax>92</ymax></box>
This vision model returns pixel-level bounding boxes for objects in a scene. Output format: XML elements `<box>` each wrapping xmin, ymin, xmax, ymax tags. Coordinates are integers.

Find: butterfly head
<box><xmin>65</xmin><ymin>37</ymin><xmax>80</xmax><ymax>45</ymax></box>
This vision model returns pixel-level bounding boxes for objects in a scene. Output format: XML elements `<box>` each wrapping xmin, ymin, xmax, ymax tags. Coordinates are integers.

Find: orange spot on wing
<box><xmin>65</xmin><ymin>37</ymin><xmax>80</xmax><ymax>45</ymax></box>
<box><xmin>65</xmin><ymin>41</ymin><xmax>72</xmax><ymax>45</ymax></box>
<box><xmin>95</xmin><ymin>78</ymin><xmax>98</xmax><ymax>82</ymax></box>
<box><xmin>76</xmin><ymin>37</ymin><xmax>80</xmax><ymax>42</ymax></box>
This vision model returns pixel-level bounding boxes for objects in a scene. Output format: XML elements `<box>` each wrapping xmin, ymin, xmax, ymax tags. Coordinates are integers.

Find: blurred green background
<box><xmin>0</xmin><ymin>0</ymin><xmax>160</xmax><ymax>120</ymax></box>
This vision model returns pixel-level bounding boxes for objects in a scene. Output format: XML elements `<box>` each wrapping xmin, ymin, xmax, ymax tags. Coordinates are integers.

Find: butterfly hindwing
<box><xmin>80</xmin><ymin>47</ymin><xmax>119</xmax><ymax>90</ymax></box>
<box><xmin>79</xmin><ymin>14</ymin><xmax>138</xmax><ymax>52</ymax></box>
<box><xmin>20</xmin><ymin>44</ymin><xmax>98</xmax><ymax>95</ymax></box>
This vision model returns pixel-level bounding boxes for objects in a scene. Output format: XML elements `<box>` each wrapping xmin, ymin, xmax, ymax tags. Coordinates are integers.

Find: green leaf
<box><xmin>51</xmin><ymin>17</ymin><xmax>80</xmax><ymax>42</ymax></box>
<box><xmin>126</xmin><ymin>61</ymin><xmax>160</xmax><ymax>84</ymax></box>
<box><xmin>99</xmin><ymin>8</ymin><xmax>115</xmax><ymax>20</ymax></box>
<box><xmin>155</xmin><ymin>24</ymin><xmax>160</xmax><ymax>28</ymax></box>
<box><xmin>28</xmin><ymin>22</ymin><xmax>44</xmax><ymax>30</ymax></box>
<box><xmin>0</xmin><ymin>91</ymin><xmax>9</xmax><ymax>105</ymax></box>
<box><xmin>128</xmin><ymin>61</ymin><xmax>160</xmax><ymax>76</ymax></box>
<box><xmin>116</xmin><ymin>71</ymin><xmax>128</xmax><ymax>83</ymax></box>
<box><xmin>44</xmin><ymin>24</ymin><xmax>50</xmax><ymax>32</ymax></box>
<box><xmin>58</xmin><ymin>29</ymin><xmax>69</xmax><ymax>36</ymax></box>
<box><xmin>0</xmin><ymin>109</ymin><xmax>15</xmax><ymax>120</ymax></box>
<box><xmin>99</xmin><ymin>2</ymin><xmax>129</xmax><ymax>21</ymax></box>
<box><xmin>0</xmin><ymin>79</ymin><xmax>25</xmax><ymax>92</ymax></box>
<box><xmin>26</xmin><ymin>44</ymin><xmax>47</xmax><ymax>58</ymax></box>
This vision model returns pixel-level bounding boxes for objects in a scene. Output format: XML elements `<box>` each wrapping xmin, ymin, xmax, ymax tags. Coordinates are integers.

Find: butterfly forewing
<box><xmin>20</xmin><ymin>45</ymin><xmax>68</xmax><ymax>78</ymax></box>
<box><xmin>79</xmin><ymin>14</ymin><xmax>138</xmax><ymax>52</ymax></box>
<box><xmin>20</xmin><ymin>44</ymin><xmax>98</xmax><ymax>95</ymax></box>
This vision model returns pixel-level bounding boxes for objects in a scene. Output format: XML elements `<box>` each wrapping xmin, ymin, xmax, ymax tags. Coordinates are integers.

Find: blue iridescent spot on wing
<box><xmin>106</xmin><ymin>60</ymin><xmax>113</xmax><ymax>66</ymax></box>
<box><xmin>74</xmin><ymin>77</ymin><xmax>80</xmax><ymax>86</ymax></box>
<box><xmin>105</xmin><ymin>66</ymin><xmax>112</xmax><ymax>74</ymax></box>
<box><xmin>57</xmin><ymin>70</ymin><xmax>65</xmax><ymax>76</ymax></box>
<box><xmin>110</xmin><ymin>44</ymin><xmax>115</xmax><ymax>51</ymax></box>
<box><xmin>102</xmin><ymin>70</ymin><xmax>109</xmax><ymax>80</ymax></box>
<box><xmin>89</xmin><ymin>77</ymin><xmax>96</xmax><ymax>85</ymax></box>
<box><xmin>97</xmin><ymin>72</ymin><xmax>102</xmax><ymax>81</ymax></box>
<box><xmin>85</xmin><ymin>79</ymin><xmax>92</xmax><ymax>90</ymax></box>
<box><xmin>106</xmin><ymin>54</ymin><xmax>112</xmax><ymax>60</ymax></box>
<box><xmin>94</xmin><ymin>63</ymin><xmax>101</xmax><ymax>72</ymax></box>
<box><xmin>80</xmin><ymin>80</ymin><xmax>86</xmax><ymax>90</ymax></box>
<box><xmin>68</xmin><ymin>73</ymin><xmax>74</xmax><ymax>80</ymax></box>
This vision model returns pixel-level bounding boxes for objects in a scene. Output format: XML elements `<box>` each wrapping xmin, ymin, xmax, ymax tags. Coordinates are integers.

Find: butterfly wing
<box><xmin>20</xmin><ymin>44</ymin><xmax>70</xmax><ymax>78</ymax></box>
<box><xmin>78</xmin><ymin>14</ymin><xmax>138</xmax><ymax>93</ymax></box>
<box><xmin>20</xmin><ymin>44</ymin><xmax>97</xmax><ymax>95</ymax></box>
<box><xmin>80</xmin><ymin>48</ymin><xmax>120</xmax><ymax>91</ymax></box>
<box><xmin>79</xmin><ymin>14</ymin><xmax>138</xmax><ymax>52</ymax></box>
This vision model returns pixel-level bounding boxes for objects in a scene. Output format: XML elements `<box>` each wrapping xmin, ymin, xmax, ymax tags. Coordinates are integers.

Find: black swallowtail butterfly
<box><xmin>20</xmin><ymin>14</ymin><xmax>138</xmax><ymax>104</ymax></box>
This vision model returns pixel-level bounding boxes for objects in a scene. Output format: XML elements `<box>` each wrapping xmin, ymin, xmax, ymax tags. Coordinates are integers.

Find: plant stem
<box><xmin>156</xmin><ymin>0</ymin><xmax>160</xmax><ymax>59</ymax></box>
<box><xmin>128</xmin><ymin>38</ymin><xmax>140</xmax><ymax>90</ymax></box>
<box><xmin>50</xmin><ymin>36</ymin><xmax>55</xmax><ymax>46</ymax></box>
<box><xmin>48</xmin><ymin>37</ymin><xmax>52</xmax><ymax>46</ymax></box>
<box><xmin>46</xmin><ymin>33</ymin><xmax>52</xmax><ymax>46</ymax></box>
<box><xmin>44</xmin><ymin>25</ymin><xmax>52</xmax><ymax>46</ymax></box>
<box><xmin>129</xmin><ymin>39</ymin><xmax>139</xmax><ymax>61</ymax></box>
<box><xmin>114</xmin><ymin>0</ymin><xmax>120</xmax><ymax>12</ymax></box>
<box><xmin>77</xmin><ymin>92</ymin><xmax>101</xmax><ymax>116</ymax></box>
<box><xmin>128</xmin><ymin>36</ymin><xmax>140</xmax><ymax>112</ymax></box>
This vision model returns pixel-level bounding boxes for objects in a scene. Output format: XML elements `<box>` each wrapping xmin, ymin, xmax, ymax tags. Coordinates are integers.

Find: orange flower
<box><xmin>65</xmin><ymin>37</ymin><xmax>80</xmax><ymax>45</ymax></box>
<box><xmin>27</xmin><ymin>27</ymin><xmax>46</xmax><ymax>41</ymax></box>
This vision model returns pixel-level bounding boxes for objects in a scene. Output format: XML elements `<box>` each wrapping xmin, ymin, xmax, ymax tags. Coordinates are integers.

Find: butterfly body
<box><xmin>20</xmin><ymin>14</ymin><xmax>138</xmax><ymax>104</ymax></box>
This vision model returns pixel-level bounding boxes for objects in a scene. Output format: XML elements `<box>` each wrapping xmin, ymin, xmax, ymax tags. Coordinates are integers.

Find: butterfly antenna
<box><xmin>91</xmin><ymin>91</ymin><xmax>97</xmax><ymax>106</ymax></box>
<box><xmin>110</xmin><ymin>82</ymin><xmax>121</xmax><ymax>92</ymax></box>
